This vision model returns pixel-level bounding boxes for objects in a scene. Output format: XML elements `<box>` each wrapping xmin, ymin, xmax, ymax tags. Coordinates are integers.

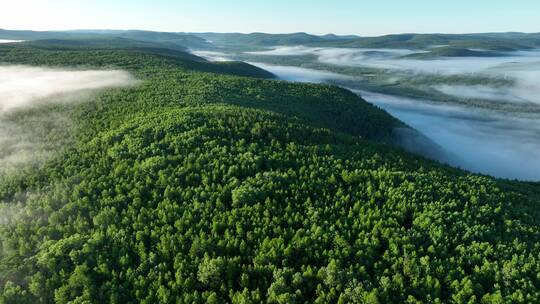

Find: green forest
<box><xmin>0</xmin><ymin>42</ymin><xmax>539</xmax><ymax>303</ymax></box>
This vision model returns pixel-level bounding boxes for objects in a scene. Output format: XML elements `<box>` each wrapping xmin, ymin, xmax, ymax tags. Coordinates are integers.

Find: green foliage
<box><xmin>0</xmin><ymin>43</ymin><xmax>274</xmax><ymax>79</ymax></box>
<box><xmin>0</xmin><ymin>44</ymin><xmax>539</xmax><ymax>304</ymax></box>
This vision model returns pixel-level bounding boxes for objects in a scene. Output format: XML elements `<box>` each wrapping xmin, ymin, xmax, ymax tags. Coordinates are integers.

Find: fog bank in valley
<box><xmin>250</xmin><ymin>46</ymin><xmax>540</xmax><ymax>105</ymax></box>
<box><xmin>0</xmin><ymin>66</ymin><xmax>136</xmax><ymax>172</ymax></box>
<box><xmin>248</xmin><ymin>62</ymin><xmax>350</xmax><ymax>83</ymax></box>
<box><xmin>359</xmin><ymin>91</ymin><xmax>540</xmax><ymax>180</ymax></box>
<box><xmin>191</xmin><ymin>50</ymin><xmax>230</xmax><ymax>62</ymax></box>
<box><xmin>248</xmin><ymin>60</ymin><xmax>540</xmax><ymax>181</ymax></box>
<box><xmin>0</xmin><ymin>40</ymin><xmax>24</xmax><ymax>44</ymax></box>
<box><xmin>0</xmin><ymin>66</ymin><xmax>135</xmax><ymax>111</ymax></box>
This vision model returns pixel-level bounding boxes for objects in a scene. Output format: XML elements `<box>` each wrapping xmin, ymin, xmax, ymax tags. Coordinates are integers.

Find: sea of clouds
<box><xmin>248</xmin><ymin>46</ymin><xmax>540</xmax><ymax>105</ymax></box>
<box><xmin>240</xmin><ymin>49</ymin><xmax>540</xmax><ymax>180</ymax></box>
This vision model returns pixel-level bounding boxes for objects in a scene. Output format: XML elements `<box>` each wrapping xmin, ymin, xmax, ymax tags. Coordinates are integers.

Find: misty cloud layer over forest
<box><xmin>0</xmin><ymin>40</ymin><xmax>24</xmax><ymax>44</ymax></box>
<box><xmin>0</xmin><ymin>66</ymin><xmax>134</xmax><ymax>111</ymax></box>
<box><xmin>0</xmin><ymin>66</ymin><xmax>135</xmax><ymax>172</ymax></box>
<box><xmin>197</xmin><ymin>46</ymin><xmax>540</xmax><ymax>180</ymax></box>
<box><xmin>249</xmin><ymin>46</ymin><xmax>540</xmax><ymax>105</ymax></box>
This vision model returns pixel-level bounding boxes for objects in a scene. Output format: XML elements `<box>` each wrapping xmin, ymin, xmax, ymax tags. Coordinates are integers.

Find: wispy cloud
<box><xmin>0</xmin><ymin>39</ymin><xmax>24</xmax><ymax>44</ymax></box>
<box><xmin>0</xmin><ymin>65</ymin><xmax>136</xmax><ymax>172</ymax></box>
<box><xmin>248</xmin><ymin>62</ymin><xmax>350</xmax><ymax>83</ymax></box>
<box><xmin>190</xmin><ymin>50</ymin><xmax>230</xmax><ymax>62</ymax></box>
<box><xmin>0</xmin><ymin>66</ymin><xmax>135</xmax><ymax>111</ymax></box>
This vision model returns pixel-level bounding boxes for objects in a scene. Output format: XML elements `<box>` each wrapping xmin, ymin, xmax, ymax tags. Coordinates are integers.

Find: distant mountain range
<box><xmin>1</xmin><ymin>29</ymin><xmax>539</xmax><ymax>53</ymax></box>
<box><xmin>0</xmin><ymin>29</ymin><xmax>212</xmax><ymax>50</ymax></box>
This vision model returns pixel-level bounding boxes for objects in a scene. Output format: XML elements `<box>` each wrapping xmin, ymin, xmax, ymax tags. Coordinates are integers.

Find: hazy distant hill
<box><xmin>311</xmin><ymin>33</ymin><xmax>540</xmax><ymax>50</ymax></box>
<box><xmin>194</xmin><ymin>32</ymin><xmax>358</xmax><ymax>47</ymax></box>
<box><xmin>0</xmin><ymin>29</ymin><xmax>213</xmax><ymax>49</ymax></box>
<box><xmin>2</xmin><ymin>29</ymin><xmax>539</xmax><ymax>52</ymax></box>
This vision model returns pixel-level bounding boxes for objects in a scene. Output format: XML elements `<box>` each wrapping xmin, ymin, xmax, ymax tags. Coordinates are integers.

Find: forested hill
<box><xmin>0</xmin><ymin>29</ymin><xmax>213</xmax><ymax>49</ymax></box>
<box><xmin>0</xmin><ymin>43</ymin><xmax>539</xmax><ymax>304</ymax></box>
<box><xmin>2</xmin><ymin>29</ymin><xmax>539</xmax><ymax>53</ymax></box>
<box><xmin>0</xmin><ymin>41</ymin><xmax>275</xmax><ymax>79</ymax></box>
<box><xmin>193</xmin><ymin>32</ymin><xmax>540</xmax><ymax>51</ymax></box>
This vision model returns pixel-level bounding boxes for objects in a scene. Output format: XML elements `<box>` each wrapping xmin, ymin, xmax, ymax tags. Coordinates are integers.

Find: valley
<box><xmin>0</xmin><ymin>28</ymin><xmax>538</xmax><ymax>303</ymax></box>
<box><xmin>192</xmin><ymin>43</ymin><xmax>540</xmax><ymax>180</ymax></box>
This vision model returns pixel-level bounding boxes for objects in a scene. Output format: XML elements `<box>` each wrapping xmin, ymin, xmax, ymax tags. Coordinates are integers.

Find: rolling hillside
<box><xmin>194</xmin><ymin>32</ymin><xmax>356</xmax><ymax>48</ymax></box>
<box><xmin>0</xmin><ymin>29</ymin><xmax>213</xmax><ymax>50</ymax></box>
<box><xmin>0</xmin><ymin>43</ymin><xmax>539</xmax><ymax>304</ymax></box>
<box><xmin>310</xmin><ymin>33</ymin><xmax>540</xmax><ymax>50</ymax></box>
<box><xmin>2</xmin><ymin>29</ymin><xmax>539</xmax><ymax>52</ymax></box>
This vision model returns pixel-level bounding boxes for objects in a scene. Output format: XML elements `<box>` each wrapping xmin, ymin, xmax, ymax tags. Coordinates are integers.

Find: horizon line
<box><xmin>1</xmin><ymin>27</ymin><xmax>539</xmax><ymax>38</ymax></box>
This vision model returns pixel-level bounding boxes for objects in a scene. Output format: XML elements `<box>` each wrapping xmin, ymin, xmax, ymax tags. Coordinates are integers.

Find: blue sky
<box><xmin>1</xmin><ymin>0</ymin><xmax>538</xmax><ymax>35</ymax></box>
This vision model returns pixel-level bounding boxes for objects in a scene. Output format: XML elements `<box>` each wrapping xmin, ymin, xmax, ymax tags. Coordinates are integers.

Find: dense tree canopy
<box><xmin>0</xmin><ymin>44</ymin><xmax>539</xmax><ymax>303</ymax></box>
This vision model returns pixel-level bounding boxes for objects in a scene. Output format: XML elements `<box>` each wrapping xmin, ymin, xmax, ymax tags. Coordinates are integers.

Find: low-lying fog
<box><xmin>251</xmin><ymin>46</ymin><xmax>540</xmax><ymax>105</ymax></box>
<box><xmin>242</xmin><ymin>54</ymin><xmax>540</xmax><ymax>181</ymax></box>
<box><xmin>249</xmin><ymin>62</ymin><xmax>350</xmax><ymax>83</ymax></box>
<box><xmin>0</xmin><ymin>66</ymin><xmax>134</xmax><ymax>111</ymax></box>
<box><xmin>191</xmin><ymin>50</ymin><xmax>230</xmax><ymax>62</ymax></box>
<box><xmin>358</xmin><ymin>90</ymin><xmax>540</xmax><ymax>180</ymax></box>
<box><xmin>0</xmin><ymin>65</ymin><xmax>135</xmax><ymax>171</ymax></box>
<box><xmin>256</xmin><ymin>64</ymin><xmax>540</xmax><ymax>180</ymax></box>
<box><xmin>0</xmin><ymin>40</ymin><xmax>24</xmax><ymax>43</ymax></box>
